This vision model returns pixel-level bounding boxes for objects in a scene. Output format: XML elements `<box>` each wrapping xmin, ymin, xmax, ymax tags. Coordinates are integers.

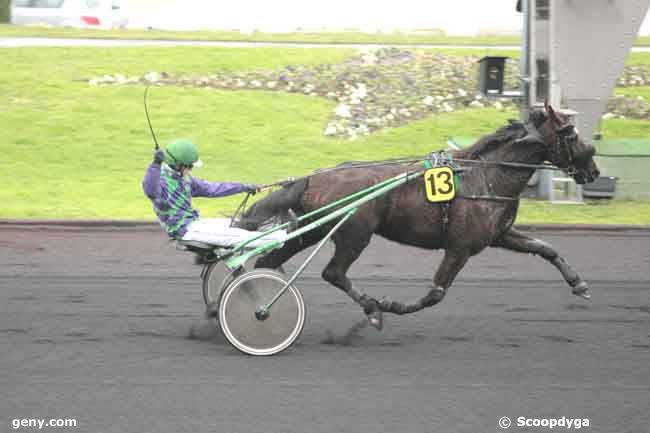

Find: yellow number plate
<box><xmin>424</xmin><ymin>167</ymin><xmax>456</xmax><ymax>202</ymax></box>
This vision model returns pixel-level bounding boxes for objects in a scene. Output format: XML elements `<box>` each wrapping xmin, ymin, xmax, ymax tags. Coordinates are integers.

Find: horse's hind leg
<box><xmin>378</xmin><ymin>250</ymin><xmax>469</xmax><ymax>315</ymax></box>
<box><xmin>492</xmin><ymin>228</ymin><xmax>590</xmax><ymax>299</ymax></box>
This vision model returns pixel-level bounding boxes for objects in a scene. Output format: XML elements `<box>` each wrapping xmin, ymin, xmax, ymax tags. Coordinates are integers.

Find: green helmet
<box><xmin>164</xmin><ymin>139</ymin><xmax>203</xmax><ymax>168</ymax></box>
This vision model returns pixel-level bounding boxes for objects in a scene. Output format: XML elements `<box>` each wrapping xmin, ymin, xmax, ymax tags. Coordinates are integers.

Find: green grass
<box><xmin>3</xmin><ymin>24</ymin><xmax>650</xmax><ymax>47</ymax></box>
<box><xmin>0</xmin><ymin>46</ymin><xmax>352</xmax><ymax>218</ymax></box>
<box><xmin>0</xmin><ymin>24</ymin><xmax>650</xmax><ymax>47</ymax></box>
<box><xmin>623</xmin><ymin>52</ymin><xmax>650</xmax><ymax>66</ymax></box>
<box><xmin>0</xmin><ymin>24</ymin><xmax>524</xmax><ymax>45</ymax></box>
<box><xmin>517</xmin><ymin>199</ymin><xmax>650</xmax><ymax>225</ymax></box>
<box><xmin>601</xmin><ymin>117</ymin><xmax>650</xmax><ymax>139</ymax></box>
<box><xmin>428</xmin><ymin>48</ymin><xmax>520</xmax><ymax>58</ymax></box>
<box><xmin>2</xmin><ymin>45</ymin><xmax>649</xmax><ymax>224</ymax></box>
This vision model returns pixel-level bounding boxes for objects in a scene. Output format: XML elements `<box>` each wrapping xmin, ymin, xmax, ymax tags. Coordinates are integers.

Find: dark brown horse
<box><xmin>236</xmin><ymin>104</ymin><xmax>600</xmax><ymax>329</ymax></box>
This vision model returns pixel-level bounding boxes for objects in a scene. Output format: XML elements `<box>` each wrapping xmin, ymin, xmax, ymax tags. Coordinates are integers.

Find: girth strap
<box><xmin>440</xmin><ymin>201</ymin><xmax>451</xmax><ymax>247</ymax></box>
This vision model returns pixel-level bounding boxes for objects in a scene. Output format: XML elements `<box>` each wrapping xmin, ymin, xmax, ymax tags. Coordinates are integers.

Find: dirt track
<box><xmin>1</xmin><ymin>225</ymin><xmax>649</xmax><ymax>433</ymax></box>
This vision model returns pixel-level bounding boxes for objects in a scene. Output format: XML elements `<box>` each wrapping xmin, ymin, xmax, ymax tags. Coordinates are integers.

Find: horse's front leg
<box><xmin>379</xmin><ymin>250</ymin><xmax>470</xmax><ymax>315</ymax></box>
<box><xmin>492</xmin><ymin>228</ymin><xmax>590</xmax><ymax>299</ymax></box>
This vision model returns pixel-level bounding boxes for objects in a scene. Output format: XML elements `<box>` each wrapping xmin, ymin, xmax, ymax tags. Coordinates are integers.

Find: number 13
<box><xmin>424</xmin><ymin>167</ymin><xmax>455</xmax><ymax>202</ymax></box>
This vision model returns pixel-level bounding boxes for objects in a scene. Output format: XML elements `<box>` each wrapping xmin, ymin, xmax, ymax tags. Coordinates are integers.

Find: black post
<box><xmin>478</xmin><ymin>57</ymin><xmax>507</xmax><ymax>95</ymax></box>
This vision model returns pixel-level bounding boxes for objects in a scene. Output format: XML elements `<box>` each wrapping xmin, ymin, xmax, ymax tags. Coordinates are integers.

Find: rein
<box><xmin>241</xmin><ymin>152</ymin><xmax>560</xmax><ymax>219</ymax></box>
<box><xmin>257</xmin><ymin>155</ymin><xmax>564</xmax><ymax>192</ymax></box>
<box><xmin>256</xmin><ymin>157</ymin><xmax>426</xmax><ymax>192</ymax></box>
<box><xmin>240</xmin><ymin>119</ymin><xmax>577</xmax><ymax>216</ymax></box>
<box><xmin>451</xmin><ymin>158</ymin><xmax>561</xmax><ymax>171</ymax></box>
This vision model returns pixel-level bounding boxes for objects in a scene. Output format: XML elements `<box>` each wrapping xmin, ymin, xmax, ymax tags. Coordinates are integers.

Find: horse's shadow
<box><xmin>321</xmin><ymin>318</ymin><xmax>371</xmax><ymax>346</ymax></box>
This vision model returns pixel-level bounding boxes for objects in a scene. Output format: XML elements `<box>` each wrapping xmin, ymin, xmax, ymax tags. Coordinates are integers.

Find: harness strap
<box><xmin>230</xmin><ymin>191</ymin><xmax>251</xmax><ymax>227</ymax></box>
<box><xmin>424</xmin><ymin>153</ymin><xmax>455</xmax><ymax>246</ymax></box>
<box><xmin>440</xmin><ymin>201</ymin><xmax>451</xmax><ymax>247</ymax></box>
<box><xmin>456</xmin><ymin>194</ymin><xmax>518</xmax><ymax>202</ymax></box>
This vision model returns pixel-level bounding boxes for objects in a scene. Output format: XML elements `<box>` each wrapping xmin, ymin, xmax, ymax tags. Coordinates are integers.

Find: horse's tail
<box><xmin>235</xmin><ymin>178</ymin><xmax>309</xmax><ymax>231</ymax></box>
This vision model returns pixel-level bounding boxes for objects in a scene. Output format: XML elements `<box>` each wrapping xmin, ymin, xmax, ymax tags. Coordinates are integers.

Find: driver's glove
<box><xmin>242</xmin><ymin>183</ymin><xmax>258</xmax><ymax>195</ymax></box>
<box><xmin>153</xmin><ymin>149</ymin><xmax>166</xmax><ymax>164</ymax></box>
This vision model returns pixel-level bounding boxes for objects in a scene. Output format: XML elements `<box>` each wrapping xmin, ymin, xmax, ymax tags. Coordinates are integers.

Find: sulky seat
<box><xmin>175</xmin><ymin>239</ymin><xmax>219</xmax><ymax>253</ymax></box>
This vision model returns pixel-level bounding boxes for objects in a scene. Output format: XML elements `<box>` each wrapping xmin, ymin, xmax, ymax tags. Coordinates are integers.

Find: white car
<box><xmin>11</xmin><ymin>0</ymin><xmax>128</xmax><ymax>29</ymax></box>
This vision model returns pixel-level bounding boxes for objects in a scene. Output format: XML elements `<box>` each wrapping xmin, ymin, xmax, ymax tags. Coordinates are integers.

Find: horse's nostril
<box><xmin>594</xmin><ymin>169</ymin><xmax>600</xmax><ymax>178</ymax></box>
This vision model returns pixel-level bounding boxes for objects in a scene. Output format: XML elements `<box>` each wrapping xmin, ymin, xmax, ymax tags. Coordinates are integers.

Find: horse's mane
<box><xmin>454</xmin><ymin>110</ymin><xmax>548</xmax><ymax>160</ymax></box>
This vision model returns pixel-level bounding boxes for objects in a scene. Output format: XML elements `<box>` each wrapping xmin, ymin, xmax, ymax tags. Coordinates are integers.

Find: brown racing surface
<box><xmin>1</xmin><ymin>225</ymin><xmax>649</xmax><ymax>433</ymax></box>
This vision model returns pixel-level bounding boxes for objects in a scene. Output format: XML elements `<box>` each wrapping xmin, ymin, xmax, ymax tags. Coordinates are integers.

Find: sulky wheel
<box><xmin>202</xmin><ymin>261</ymin><xmax>246</xmax><ymax>305</ymax></box>
<box><xmin>218</xmin><ymin>268</ymin><xmax>306</xmax><ymax>356</ymax></box>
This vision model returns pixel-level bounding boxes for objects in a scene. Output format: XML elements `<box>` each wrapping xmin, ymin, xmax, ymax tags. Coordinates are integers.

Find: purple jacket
<box><xmin>142</xmin><ymin>163</ymin><xmax>247</xmax><ymax>238</ymax></box>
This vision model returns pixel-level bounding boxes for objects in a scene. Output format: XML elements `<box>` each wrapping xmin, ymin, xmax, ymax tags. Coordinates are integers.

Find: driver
<box><xmin>142</xmin><ymin>138</ymin><xmax>258</xmax><ymax>243</ymax></box>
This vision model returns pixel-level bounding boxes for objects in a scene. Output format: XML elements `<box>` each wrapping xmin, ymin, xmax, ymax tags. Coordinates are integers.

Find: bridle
<box><xmin>542</xmin><ymin>103</ymin><xmax>596</xmax><ymax>179</ymax></box>
<box><xmin>549</xmin><ymin>122</ymin><xmax>580</xmax><ymax>176</ymax></box>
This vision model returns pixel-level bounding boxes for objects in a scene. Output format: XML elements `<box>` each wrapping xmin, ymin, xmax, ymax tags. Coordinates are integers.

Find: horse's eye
<box><xmin>558</xmin><ymin>124</ymin><xmax>575</xmax><ymax>135</ymax></box>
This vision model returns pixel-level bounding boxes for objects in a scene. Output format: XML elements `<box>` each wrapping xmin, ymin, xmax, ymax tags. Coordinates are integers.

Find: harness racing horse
<box><xmin>236</xmin><ymin>104</ymin><xmax>600</xmax><ymax>330</ymax></box>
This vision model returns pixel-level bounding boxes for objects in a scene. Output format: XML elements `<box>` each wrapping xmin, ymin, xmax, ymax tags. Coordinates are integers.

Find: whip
<box><xmin>144</xmin><ymin>85</ymin><xmax>160</xmax><ymax>150</ymax></box>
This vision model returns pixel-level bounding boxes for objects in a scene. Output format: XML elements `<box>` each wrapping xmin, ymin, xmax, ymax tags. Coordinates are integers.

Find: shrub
<box><xmin>0</xmin><ymin>0</ymin><xmax>10</xmax><ymax>24</ymax></box>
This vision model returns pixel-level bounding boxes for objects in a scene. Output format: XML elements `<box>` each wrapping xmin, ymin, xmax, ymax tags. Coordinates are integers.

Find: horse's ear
<box><xmin>544</xmin><ymin>100</ymin><xmax>563</xmax><ymax>127</ymax></box>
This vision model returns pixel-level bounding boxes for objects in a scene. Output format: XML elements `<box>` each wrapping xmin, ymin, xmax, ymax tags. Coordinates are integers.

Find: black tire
<box><xmin>201</xmin><ymin>262</ymin><xmax>245</xmax><ymax>306</ymax></box>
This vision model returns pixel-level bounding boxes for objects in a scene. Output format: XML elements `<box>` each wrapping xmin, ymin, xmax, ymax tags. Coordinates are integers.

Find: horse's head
<box><xmin>530</xmin><ymin>103</ymin><xmax>600</xmax><ymax>185</ymax></box>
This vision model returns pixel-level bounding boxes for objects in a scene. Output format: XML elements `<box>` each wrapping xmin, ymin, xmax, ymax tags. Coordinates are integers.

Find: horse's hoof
<box><xmin>572</xmin><ymin>282</ymin><xmax>591</xmax><ymax>300</ymax></box>
<box><xmin>367</xmin><ymin>311</ymin><xmax>384</xmax><ymax>331</ymax></box>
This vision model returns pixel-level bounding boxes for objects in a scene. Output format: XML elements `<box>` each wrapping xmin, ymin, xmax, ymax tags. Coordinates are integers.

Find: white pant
<box><xmin>181</xmin><ymin>218</ymin><xmax>286</xmax><ymax>248</ymax></box>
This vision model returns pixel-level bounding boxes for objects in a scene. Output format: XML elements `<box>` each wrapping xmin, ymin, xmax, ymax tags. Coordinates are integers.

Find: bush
<box><xmin>0</xmin><ymin>0</ymin><xmax>10</xmax><ymax>23</ymax></box>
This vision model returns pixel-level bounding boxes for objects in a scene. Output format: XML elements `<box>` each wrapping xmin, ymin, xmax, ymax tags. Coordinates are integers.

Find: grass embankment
<box><xmin>2</xmin><ymin>46</ymin><xmax>649</xmax><ymax>224</ymax></box>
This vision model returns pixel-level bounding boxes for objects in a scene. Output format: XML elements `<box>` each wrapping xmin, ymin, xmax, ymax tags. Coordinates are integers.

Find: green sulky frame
<box><xmin>221</xmin><ymin>170</ymin><xmax>424</xmax><ymax>310</ymax></box>
<box><xmin>223</xmin><ymin>169</ymin><xmax>423</xmax><ymax>313</ymax></box>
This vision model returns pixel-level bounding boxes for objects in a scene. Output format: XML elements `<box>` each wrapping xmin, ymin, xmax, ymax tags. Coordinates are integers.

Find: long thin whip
<box><xmin>144</xmin><ymin>85</ymin><xmax>160</xmax><ymax>150</ymax></box>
